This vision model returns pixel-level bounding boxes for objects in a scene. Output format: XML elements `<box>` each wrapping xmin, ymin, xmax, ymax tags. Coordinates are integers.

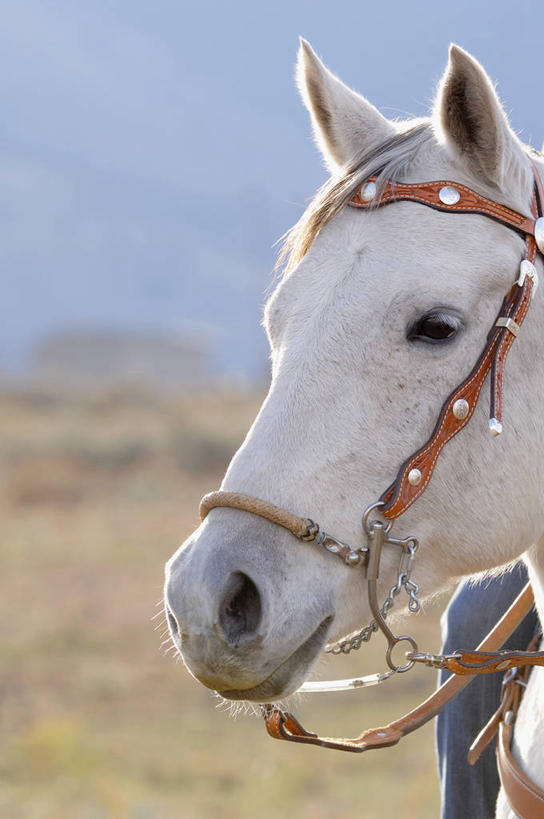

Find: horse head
<box><xmin>165</xmin><ymin>42</ymin><xmax>544</xmax><ymax>702</ymax></box>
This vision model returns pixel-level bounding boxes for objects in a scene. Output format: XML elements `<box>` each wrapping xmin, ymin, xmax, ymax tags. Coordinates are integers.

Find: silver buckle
<box><xmin>495</xmin><ymin>317</ymin><xmax>520</xmax><ymax>336</ymax></box>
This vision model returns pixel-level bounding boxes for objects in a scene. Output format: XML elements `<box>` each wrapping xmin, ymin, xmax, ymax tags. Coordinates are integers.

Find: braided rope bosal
<box><xmin>199</xmin><ymin>162</ymin><xmax>544</xmax><ymax>811</ymax></box>
<box><xmin>200</xmin><ymin>491</ymin><xmax>319</xmax><ymax>542</ymax></box>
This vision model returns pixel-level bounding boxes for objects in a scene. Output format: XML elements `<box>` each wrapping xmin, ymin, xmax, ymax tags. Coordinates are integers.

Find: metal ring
<box><xmin>385</xmin><ymin>635</ymin><xmax>418</xmax><ymax>673</ymax></box>
<box><xmin>362</xmin><ymin>501</ymin><xmax>393</xmax><ymax>536</ymax></box>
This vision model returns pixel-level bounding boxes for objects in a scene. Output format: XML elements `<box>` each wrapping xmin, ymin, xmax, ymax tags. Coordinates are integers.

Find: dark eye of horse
<box><xmin>407</xmin><ymin>310</ymin><xmax>463</xmax><ymax>344</ymax></box>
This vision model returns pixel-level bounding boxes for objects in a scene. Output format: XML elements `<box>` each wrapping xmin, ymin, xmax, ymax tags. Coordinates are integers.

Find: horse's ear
<box><xmin>434</xmin><ymin>45</ymin><xmax>521</xmax><ymax>186</ymax></box>
<box><xmin>296</xmin><ymin>39</ymin><xmax>393</xmax><ymax>172</ymax></box>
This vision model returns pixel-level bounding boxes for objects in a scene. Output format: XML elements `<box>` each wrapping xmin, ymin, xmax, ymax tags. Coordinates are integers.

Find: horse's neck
<box><xmin>525</xmin><ymin>537</ymin><xmax>544</xmax><ymax>629</ymax></box>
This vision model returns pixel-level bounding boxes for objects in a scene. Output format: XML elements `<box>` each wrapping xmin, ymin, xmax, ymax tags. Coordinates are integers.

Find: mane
<box><xmin>278</xmin><ymin>121</ymin><xmax>434</xmax><ymax>274</ymax></box>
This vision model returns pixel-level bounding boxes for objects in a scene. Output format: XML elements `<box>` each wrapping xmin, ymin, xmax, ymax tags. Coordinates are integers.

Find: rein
<box><xmin>199</xmin><ymin>162</ymin><xmax>544</xmax><ymax>807</ymax></box>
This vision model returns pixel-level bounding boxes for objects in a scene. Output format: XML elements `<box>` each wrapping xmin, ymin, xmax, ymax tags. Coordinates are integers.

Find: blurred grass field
<box><xmin>0</xmin><ymin>387</ymin><xmax>448</xmax><ymax>818</ymax></box>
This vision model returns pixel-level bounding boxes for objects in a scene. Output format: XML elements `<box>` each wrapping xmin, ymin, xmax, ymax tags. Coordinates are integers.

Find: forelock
<box><xmin>278</xmin><ymin>121</ymin><xmax>434</xmax><ymax>274</ymax></box>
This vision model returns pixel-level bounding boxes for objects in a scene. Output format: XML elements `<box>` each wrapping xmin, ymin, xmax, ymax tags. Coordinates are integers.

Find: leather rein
<box><xmin>199</xmin><ymin>162</ymin><xmax>544</xmax><ymax>808</ymax></box>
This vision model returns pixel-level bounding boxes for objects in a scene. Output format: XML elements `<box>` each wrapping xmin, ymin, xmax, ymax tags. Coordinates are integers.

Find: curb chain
<box><xmin>325</xmin><ymin>553</ymin><xmax>421</xmax><ymax>656</ymax></box>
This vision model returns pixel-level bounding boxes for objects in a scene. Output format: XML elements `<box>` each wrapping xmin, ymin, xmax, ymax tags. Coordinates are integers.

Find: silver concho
<box><xmin>439</xmin><ymin>186</ymin><xmax>461</xmax><ymax>205</ymax></box>
<box><xmin>452</xmin><ymin>399</ymin><xmax>469</xmax><ymax>420</ymax></box>
<box><xmin>535</xmin><ymin>217</ymin><xmax>544</xmax><ymax>255</ymax></box>
<box><xmin>408</xmin><ymin>468</ymin><xmax>422</xmax><ymax>486</ymax></box>
<box><xmin>361</xmin><ymin>181</ymin><xmax>377</xmax><ymax>202</ymax></box>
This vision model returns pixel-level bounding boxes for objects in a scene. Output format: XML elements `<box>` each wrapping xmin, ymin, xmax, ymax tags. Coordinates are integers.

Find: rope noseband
<box><xmin>200</xmin><ymin>491</ymin><xmax>320</xmax><ymax>542</ymax></box>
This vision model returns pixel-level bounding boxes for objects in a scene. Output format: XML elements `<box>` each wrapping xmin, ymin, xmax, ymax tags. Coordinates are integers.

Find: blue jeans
<box><xmin>436</xmin><ymin>565</ymin><xmax>538</xmax><ymax>819</ymax></box>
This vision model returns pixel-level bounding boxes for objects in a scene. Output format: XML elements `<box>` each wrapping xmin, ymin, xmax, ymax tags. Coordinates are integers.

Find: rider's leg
<box><xmin>436</xmin><ymin>564</ymin><xmax>537</xmax><ymax>819</ymax></box>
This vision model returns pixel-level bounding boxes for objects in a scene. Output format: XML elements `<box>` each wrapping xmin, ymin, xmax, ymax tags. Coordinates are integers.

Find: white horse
<box><xmin>165</xmin><ymin>42</ymin><xmax>544</xmax><ymax>817</ymax></box>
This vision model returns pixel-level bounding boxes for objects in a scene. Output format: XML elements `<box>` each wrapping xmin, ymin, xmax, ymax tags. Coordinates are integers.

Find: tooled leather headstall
<box><xmin>351</xmin><ymin>170</ymin><xmax>543</xmax><ymax>519</ymax></box>
<box><xmin>199</xmin><ymin>160</ymin><xmax>544</xmax><ymax>754</ymax></box>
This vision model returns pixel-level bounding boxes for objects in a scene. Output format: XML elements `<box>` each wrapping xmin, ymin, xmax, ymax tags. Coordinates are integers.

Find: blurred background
<box><xmin>1</xmin><ymin>1</ymin><xmax>541</xmax><ymax>817</ymax></box>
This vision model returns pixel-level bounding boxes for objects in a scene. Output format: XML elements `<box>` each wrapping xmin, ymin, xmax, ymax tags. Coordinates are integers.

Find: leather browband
<box><xmin>349</xmin><ymin>177</ymin><xmax>539</xmax><ymax>238</ymax></box>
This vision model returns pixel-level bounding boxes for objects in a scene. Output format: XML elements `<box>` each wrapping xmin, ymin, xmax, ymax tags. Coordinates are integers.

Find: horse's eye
<box><xmin>408</xmin><ymin>310</ymin><xmax>463</xmax><ymax>344</ymax></box>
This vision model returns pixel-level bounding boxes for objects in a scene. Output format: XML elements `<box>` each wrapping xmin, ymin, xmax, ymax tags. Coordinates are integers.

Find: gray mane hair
<box><xmin>278</xmin><ymin>121</ymin><xmax>434</xmax><ymax>274</ymax></box>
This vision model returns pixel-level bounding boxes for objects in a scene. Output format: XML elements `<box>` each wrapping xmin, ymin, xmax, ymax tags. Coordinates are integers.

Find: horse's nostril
<box><xmin>219</xmin><ymin>572</ymin><xmax>262</xmax><ymax>644</ymax></box>
<box><xmin>166</xmin><ymin>605</ymin><xmax>180</xmax><ymax>639</ymax></box>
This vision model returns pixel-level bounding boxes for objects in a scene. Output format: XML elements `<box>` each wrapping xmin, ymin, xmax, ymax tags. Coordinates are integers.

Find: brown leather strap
<box><xmin>468</xmin><ymin>691</ymin><xmax>511</xmax><ymax>767</ymax></box>
<box><xmin>263</xmin><ymin>583</ymin><xmax>534</xmax><ymax>752</ymax></box>
<box><xmin>490</xmin><ymin>187</ymin><xmax>540</xmax><ymax>430</ymax></box>
<box><xmin>498</xmin><ymin>721</ymin><xmax>544</xmax><ymax>818</ymax></box>
<box><xmin>439</xmin><ymin>648</ymin><xmax>544</xmax><ymax>676</ymax></box>
<box><xmin>492</xmin><ymin>635</ymin><xmax>544</xmax><ymax>819</ymax></box>
<box><xmin>349</xmin><ymin>178</ymin><xmax>537</xmax><ymax>237</ymax></box>
<box><xmin>379</xmin><ymin>273</ymin><xmax>534</xmax><ymax>518</ymax></box>
<box><xmin>489</xmin><ymin>283</ymin><xmax>525</xmax><ymax>432</ymax></box>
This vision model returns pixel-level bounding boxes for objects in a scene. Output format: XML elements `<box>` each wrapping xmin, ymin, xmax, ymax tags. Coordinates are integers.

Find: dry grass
<box><xmin>0</xmin><ymin>386</ymin><xmax>446</xmax><ymax>818</ymax></box>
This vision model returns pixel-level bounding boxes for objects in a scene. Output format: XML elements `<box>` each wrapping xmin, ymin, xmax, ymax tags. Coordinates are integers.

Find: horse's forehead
<box><xmin>273</xmin><ymin>200</ymin><xmax>518</xmax><ymax>316</ymax></box>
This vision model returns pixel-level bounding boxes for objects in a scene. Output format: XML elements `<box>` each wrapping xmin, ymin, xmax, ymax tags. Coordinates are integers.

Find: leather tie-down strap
<box><xmin>434</xmin><ymin>648</ymin><xmax>544</xmax><ymax>675</ymax></box>
<box><xmin>349</xmin><ymin>175</ymin><xmax>542</xmax><ymax>520</ymax></box>
<box><xmin>263</xmin><ymin>583</ymin><xmax>535</xmax><ymax>752</ymax></box>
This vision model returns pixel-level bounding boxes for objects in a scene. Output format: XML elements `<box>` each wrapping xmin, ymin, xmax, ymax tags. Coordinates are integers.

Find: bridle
<box><xmin>198</xmin><ymin>160</ymin><xmax>544</xmax><ymax>763</ymax></box>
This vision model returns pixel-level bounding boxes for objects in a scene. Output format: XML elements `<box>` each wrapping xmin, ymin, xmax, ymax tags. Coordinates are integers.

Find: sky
<box><xmin>1</xmin><ymin>0</ymin><xmax>542</xmax><ymax>378</ymax></box>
